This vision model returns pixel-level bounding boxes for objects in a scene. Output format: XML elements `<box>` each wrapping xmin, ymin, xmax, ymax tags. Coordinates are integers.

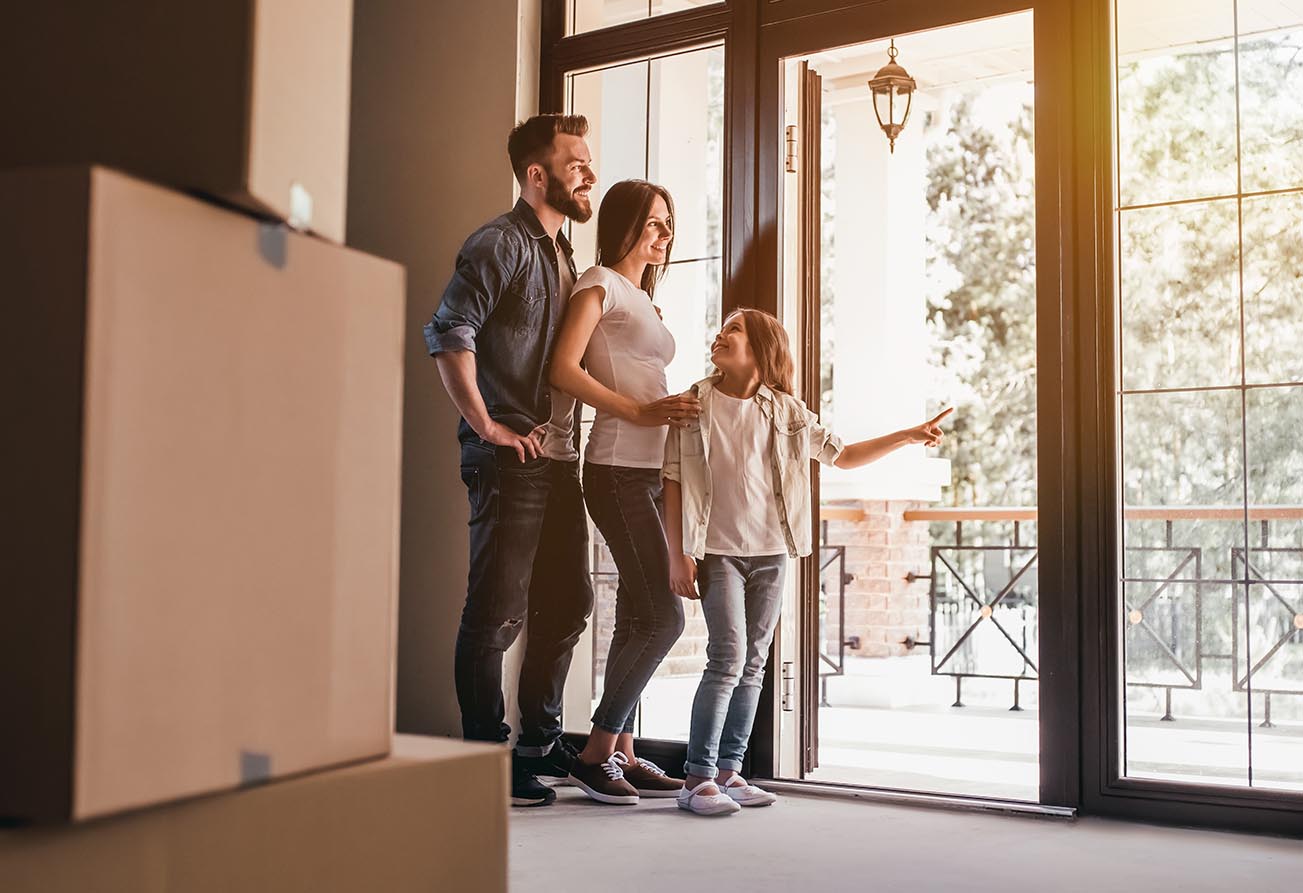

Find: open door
<box><xmin>779</xmin><ymin>12</ymin><xmax>1042</xmax><ymax>802</ymax></box>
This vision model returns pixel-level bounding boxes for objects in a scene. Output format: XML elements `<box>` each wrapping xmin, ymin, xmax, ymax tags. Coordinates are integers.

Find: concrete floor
<box><xmin>511</xmin><ymin>786</ymin><xmax>1303</xmax><ymax>892</ymax></box>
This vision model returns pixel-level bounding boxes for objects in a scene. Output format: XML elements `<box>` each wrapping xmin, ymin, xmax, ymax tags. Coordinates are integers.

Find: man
<box><xmin>424</xmin><ymin>114</ymin><xmax>596</xmax><ymax>807</ymax></box>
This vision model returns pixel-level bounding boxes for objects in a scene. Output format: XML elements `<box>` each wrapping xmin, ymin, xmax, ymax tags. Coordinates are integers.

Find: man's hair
<box><xmin>725</xmin><ymin>309</ymin><xmax>796</xmax><ymax>395</ymax></box>
<box><xmin>507</xmin><ymin>114</ymin><xmax>589</xmax><ymax>183</ymax></box>
<box><xmin>595</xmin><ymin>179</ymin><xmax>675</xmax><ymax>299</ymax></box>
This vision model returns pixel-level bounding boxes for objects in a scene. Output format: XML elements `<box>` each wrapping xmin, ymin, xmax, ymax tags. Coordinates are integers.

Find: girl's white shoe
<box><xmin>722</xmin><ymin>775</ymin><xmax>778</xmax><ymax>807</ymax></box>
<box><xmin>676</xmin><ymin>780</ymin><xmax>742</xmax><ymax>816</ymax></box>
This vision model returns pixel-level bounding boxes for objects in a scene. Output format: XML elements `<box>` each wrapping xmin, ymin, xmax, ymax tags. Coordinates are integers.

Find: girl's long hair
<box><xmin>724</xmin><ymin>308</ymin><xmax>795</xmax><ymax>395</ymax></box>
<box><xmin>595</xmin><ymin>179</ymin><xmax>674</xmax><ymax>299</ymax></box>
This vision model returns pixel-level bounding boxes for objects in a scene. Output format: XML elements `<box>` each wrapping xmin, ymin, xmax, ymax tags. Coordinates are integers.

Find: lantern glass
<box><xmin>867</xmin><ymin>41</ymin><xmax>917</xmax><ymax>152</ymax></box>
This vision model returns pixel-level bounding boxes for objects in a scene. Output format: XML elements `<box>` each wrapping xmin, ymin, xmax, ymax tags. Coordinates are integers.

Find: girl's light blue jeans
<box><xmin>684</xmin><ymin>553</ymin><xmax>787</xmax><ymax>778</ymax></box>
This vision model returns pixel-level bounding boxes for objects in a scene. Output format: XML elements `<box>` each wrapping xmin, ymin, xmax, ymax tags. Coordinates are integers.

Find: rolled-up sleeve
<box><xmin>424</xmin><ymin>226</ymin><xmax>522</xmax><ymax>356</ymax></box>
<box><xmin>662</xmin><ymin>424</ymin><xmax>682</xmax><ymax>482</ymax></box>
<box><xmin>806</xmin><ymin>408</ymin><xmax>845</xmax><ymax>466</ymax></box>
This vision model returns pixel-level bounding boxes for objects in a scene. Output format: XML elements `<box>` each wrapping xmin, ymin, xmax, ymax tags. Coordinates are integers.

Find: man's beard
<box><xmin>545</xmin><ymin>171</ymin><xmax>592</xmax><ymax>223</ymax></box>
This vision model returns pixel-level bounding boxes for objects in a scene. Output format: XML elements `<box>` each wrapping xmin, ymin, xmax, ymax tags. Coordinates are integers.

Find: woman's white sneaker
<box><xmin>677</xmin><ymin>780</ymin><xmax>742</xmax><ymax>816</ymax></box>
<box><xmin>721</xmin><ymin>776</ymin><xmax>777</xmax><ymax>807</ymax></box>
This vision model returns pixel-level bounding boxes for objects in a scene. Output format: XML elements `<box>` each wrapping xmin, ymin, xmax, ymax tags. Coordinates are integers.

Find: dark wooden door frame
<box><xmin>796</xmin><ymin>60</ymin><xmax>823</xmax><ymax>776</ymax></box>
<box><xmin>538</xmin><ymin>0</ymin><xmax>1303</xmax><ymax>835</ymax></box>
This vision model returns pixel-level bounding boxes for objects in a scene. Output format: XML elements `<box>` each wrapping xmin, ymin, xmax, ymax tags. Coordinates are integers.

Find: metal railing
<box><xmin>898</xmin><ymin>506</ymin><xmax>1303</xmax><ymax>720</ymax></box>
<box><xmin>816</xmin><ymin>536</ymin><xmax>853</xmax><ymax>706</ymax></box>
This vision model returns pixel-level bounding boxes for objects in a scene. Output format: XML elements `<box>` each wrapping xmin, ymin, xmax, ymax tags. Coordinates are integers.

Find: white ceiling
<box><xmin>809</xmin><ymin>0</ymin><xmax>1303</xmax><ymax>94</ymax></box>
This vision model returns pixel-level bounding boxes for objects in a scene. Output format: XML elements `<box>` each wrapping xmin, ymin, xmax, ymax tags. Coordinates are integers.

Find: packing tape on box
<box><xmin>239</xmin><ymin>750</ymin><xmax>272</xmax><ymax>786</ymax></box>
<box><xmin>257</xmin><ymin>224</ymin><xmax>288</xmax><ymax>269</ymax></box>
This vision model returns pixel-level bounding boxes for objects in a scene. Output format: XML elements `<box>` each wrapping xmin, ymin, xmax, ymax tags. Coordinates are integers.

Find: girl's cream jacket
<box><xmin>662</xmin><ymin>376</ymin><xmax>843</xmax><ymax>559</ymax></box>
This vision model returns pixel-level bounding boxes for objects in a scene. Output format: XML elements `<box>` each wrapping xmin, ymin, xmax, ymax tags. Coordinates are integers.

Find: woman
<box><xmin>549</xmin><ymin>179</ymin><xmax>700</xmax><ymax>804</ymax></box>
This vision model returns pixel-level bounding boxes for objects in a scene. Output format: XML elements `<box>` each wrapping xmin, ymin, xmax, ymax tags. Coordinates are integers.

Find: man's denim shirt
<box><xmin>424</xmin><ymin>199</ymin><xmax>578</xmax><ymax>444</ymax></box>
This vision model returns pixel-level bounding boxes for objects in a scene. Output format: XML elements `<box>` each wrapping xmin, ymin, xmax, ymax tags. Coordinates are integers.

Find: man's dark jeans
<box><xmin>454</xmin><ymin>440</ymin><xmax>593</xmax><ymax>752</ymax></box>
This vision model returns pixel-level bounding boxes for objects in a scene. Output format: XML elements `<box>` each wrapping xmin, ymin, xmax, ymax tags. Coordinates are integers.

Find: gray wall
<box><xmin>347</xmin><ymin>0</ymin><xmax>540</xmax><ymax>736</ymax></box>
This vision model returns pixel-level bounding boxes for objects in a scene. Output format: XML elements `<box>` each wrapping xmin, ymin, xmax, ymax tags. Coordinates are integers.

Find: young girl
<box><xmin>663</xmin><ymin>308</ymin><xmax>951</xmax><ymax>816</ymax></box>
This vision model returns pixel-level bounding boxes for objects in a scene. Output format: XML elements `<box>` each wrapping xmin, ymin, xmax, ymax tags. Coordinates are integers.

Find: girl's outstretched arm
<box><xmin>833</xmin><ymin>407</ymin><xmax>953</xmax><ymax>470</ymax></box>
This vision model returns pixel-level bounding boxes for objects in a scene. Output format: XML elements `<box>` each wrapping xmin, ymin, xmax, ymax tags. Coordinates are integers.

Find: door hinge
<box><xmin>785</xmin><ymin>125</ymin><xmax>799</xmax><ymax>173</ymax></box>
<box><xmin>781</xmin><ymin>660</ymin><xmax>796</xmax><ymax>711</ymax></box>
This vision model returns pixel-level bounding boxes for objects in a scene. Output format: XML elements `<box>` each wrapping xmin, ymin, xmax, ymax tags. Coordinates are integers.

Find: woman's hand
<box><xmin>904</xmin><ymin>407</ymin><xmax>954</xmax><ymax>448</ymax></box>
<box><xmin>670</xmin><ymin>553</ymin><xmax>699</xmax><ymax>599</ymax></box>
<box><xmin>628</xmin><ymin>393</ymin><xmax>701</xmax><ymax>428</ymax></box>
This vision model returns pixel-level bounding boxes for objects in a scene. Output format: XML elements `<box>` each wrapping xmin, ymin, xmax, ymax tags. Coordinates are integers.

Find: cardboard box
<box><xmin>0</xmin><ymin>736</ymin><xmax>509</xmax><ymax>893</ymax></box>
<box><xmin>0</xmin><ymin>1</ymin><xmax>353</xmax><ymax>242</ymax></box>
<box><xmin>0</xmin><ymin>166</ymin><xmax>405</xmax><ymax>823</ymax></box>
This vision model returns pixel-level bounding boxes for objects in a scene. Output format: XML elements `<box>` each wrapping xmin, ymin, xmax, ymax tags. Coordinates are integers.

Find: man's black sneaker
<box><xmin>511</xmin><ymin>758</ymin><xmax>557</xmax><ymax>808</ymax></box>
<box><xmin>516</xmin><ymin>738</ymin><xmax>579</xmax><ymax>781</ymax></box>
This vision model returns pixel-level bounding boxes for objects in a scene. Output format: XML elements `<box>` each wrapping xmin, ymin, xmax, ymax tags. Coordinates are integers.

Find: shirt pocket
<box><xmin>681</xmin><ymin>420</ymin><xmax>705</xmax><ymax>457</ymax></box>
<box><xmin>772</xmin><ymin>413</ymin><xmax>808</xmax><ymax>464</ymax></box>
<box><xmin>502</xmin><ymin>281</ymin><xmax>546</xmax><ymax>333</ymax></box>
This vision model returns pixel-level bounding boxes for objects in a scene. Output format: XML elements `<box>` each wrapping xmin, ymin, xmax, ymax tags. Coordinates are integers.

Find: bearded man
<box><xmin>424</xmin><ymin>114</ymin><xmax>597</xmax><ymax>807</ymax></box>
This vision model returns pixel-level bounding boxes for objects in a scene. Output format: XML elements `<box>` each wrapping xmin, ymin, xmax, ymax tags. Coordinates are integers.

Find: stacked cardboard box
<box><xmin>0</xmin><ymin>736</ymin><xmax>509</xmax><ymax>893</ymax></box>
<box><xmin>0</xmin><ymin>3</ymin><xmax>507</xmax><ymax>889</ymax></box>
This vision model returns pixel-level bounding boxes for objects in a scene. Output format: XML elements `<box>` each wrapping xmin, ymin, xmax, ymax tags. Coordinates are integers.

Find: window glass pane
<box><xmin>564</xmin><ymin>44</ymin><xmax>725</xmax><ymax>743</ymax></box>
<box><xmin>1116</xmin><ymin>36</ymin><xmax>1237</xmax><ymax>206</ymax></box>
<box><xmin>568</xmin><ymin>0</ymin><xmax>720</xmax><ymax>36</ymax></box>
<box><xmin>1242</xmin><ymin>192</ymin><xmax>1303</xmax><ymax>384</ymax></box>
<box><xmin>1119</xmin><ymin>200</ymin><xmax>1240</xmax><ymax>391</ymax></box>
<box><xmin>568</xmin><ymin>61</ymin><xmax>650</xmax><ymax>270</ymax></box>
<box><xmin>571</xmin><ymin>0</ymin><xmax>648</xmax><ymax>33</ymax></box>
<box><xmin>1238</xmin><ymin>8</ymin><xmax>1303</xmax><ymax>193</ymax></box>
<box><xmin>1121</xmin><ymin>390</ymin><xmax>1244</xmax><ymax>509</ymax></box>
<box><xmin>648</xmin><ymin>46</ymin><xmax>725</xmax><ymax>262</ymax></box>
<box><xmin>1119</xmin><ymin>389</ymin><xmax>1250</xmax><ymax>784</ymax></box>
<box><xmin>659</xmin><ymin>259</ymin><xmax>722</xmax><ymax>392</ymax></box>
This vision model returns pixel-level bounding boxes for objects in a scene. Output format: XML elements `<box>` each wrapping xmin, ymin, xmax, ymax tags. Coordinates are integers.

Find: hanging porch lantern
<box><xmin>867</xmin><ymin>39</ymin><xmax>917</xmax><ymax>153</ymax></box>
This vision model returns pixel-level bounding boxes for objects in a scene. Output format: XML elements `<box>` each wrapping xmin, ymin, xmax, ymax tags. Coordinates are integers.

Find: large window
<box><xmin>563</xmin><ymin>43</ymin><xmax>725</xmax><ymax>741</ymax></box>
<box><xmin>1114</xmin><ymin>0</ymin><xmax>1303</xmax><ymax>792</ymax></box>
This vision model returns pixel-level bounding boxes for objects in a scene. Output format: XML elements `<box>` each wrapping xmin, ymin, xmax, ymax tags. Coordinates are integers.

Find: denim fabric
<box><xmin>685</xmin><ymin>553</ymin><xmax>787</xmax><ymax>778</ymax></box>
<box><xmin>583</xmin><ymin>463</ymin><xmax>686</xmax><ymax>734</ymax></box>
<box><xmin>424</xmin><ymin>199</ymin><xmax>578</xmax><ymax>444</ymax></box>
<box><xmin>454</xmin><ymin>439</ymin><xmax>594</xmax><ymax>749</ymax></box>
<box><xmin>663</xmin><ymin>377</ymin><xmax>843</xmax><ymax>559</ymax></box>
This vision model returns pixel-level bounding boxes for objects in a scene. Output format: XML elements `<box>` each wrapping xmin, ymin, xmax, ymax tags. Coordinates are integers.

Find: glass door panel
<box><xmin>1114</xmin><ymin>0</ymin><xmax>1303</xmax><ymax>792</ymax></box>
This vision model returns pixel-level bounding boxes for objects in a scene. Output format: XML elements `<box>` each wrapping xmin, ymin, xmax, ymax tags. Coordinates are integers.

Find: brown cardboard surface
<box><xmin>0</xmin><ymin>1</ymin><xmax>352</xmax><ymax>242</ymax></box>
<box><xmin>0</xmin><ymin>166</ymin><xmax>405</xmax><ymax>823</ymax></box>
<box><xmin>0</xmin><ymin>736</ymin><xmax>509</xmax><ymax>893</ymax></box>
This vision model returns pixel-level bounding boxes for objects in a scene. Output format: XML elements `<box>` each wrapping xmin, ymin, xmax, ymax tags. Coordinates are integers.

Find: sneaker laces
<box><xmin>612</xmin><ymin>752</ymin><xmax>667</xmax><ymax>777</ymax></box>
<box><xmin>599</xmin><ymin>754</ymin><xmax>626</xmax><ymax>781</ymax></box>
<box><xmin>635</xmin><ymin>757</ymin><xmax>667</xmax><ymax>777</ymax></box>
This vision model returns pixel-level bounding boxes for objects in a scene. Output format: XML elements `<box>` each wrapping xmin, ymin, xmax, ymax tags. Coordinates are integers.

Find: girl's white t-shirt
<box><xmin>577</xmin><ymin>265</ymin><xmax>676</xmax><ymax>469</ymax></box>
<box><xmin>704</xmin><ymin>391</ymin><xmax>789</xmax><ymax>556</ymax></box>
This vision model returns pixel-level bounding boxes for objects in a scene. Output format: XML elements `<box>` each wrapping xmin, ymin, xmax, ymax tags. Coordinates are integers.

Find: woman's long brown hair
<box><xmin>595</xmin><ymin>179</ymin><xmax>674</xmax><ymax>299</ymax></box>
<box><xmin>724</xmin><ymin>308</ymin><xmax>795</xmax><ymax>395</ymax></box>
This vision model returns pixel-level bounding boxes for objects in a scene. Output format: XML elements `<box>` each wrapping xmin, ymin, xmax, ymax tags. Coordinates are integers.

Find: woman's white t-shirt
<box><xmin>704</xmin><ymin>391</ymin><xmax>789</xmax><ymax>556</ymax></box>
<box><xmin>576</xmin><ymin>265</ymin><xmax>676</xmax><ymax>469</ymax></box>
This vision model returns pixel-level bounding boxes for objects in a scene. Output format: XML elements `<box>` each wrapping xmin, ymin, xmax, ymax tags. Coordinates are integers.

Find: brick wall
<box><xmin>822</xmin><ymin>500</ymin><xmax>932</xmax><ymax>659</ymax></box>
